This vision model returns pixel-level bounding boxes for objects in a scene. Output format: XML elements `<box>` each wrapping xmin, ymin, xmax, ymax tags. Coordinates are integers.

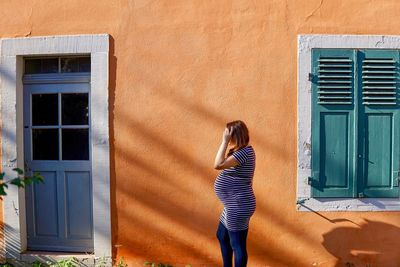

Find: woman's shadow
<box><xmin>322</xmin><ymin>219</ymin><xmax>400</xmax><ymax>267</ymax></box>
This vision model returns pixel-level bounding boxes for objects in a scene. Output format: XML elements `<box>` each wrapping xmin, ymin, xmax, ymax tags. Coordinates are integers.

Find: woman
<box><xmin>214</xmin><ymin>120</ymin><xmax>256</xmax><ymax>267</ymax></box>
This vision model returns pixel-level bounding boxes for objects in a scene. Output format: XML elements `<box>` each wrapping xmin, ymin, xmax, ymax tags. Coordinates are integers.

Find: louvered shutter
<box><xmin>311</xmin><ymin>49</ymin><xmax>356</xmax><ymax>197</ymax></box>
<box><xmin>358</xmin><ymin>50</ymin><xmax>400</xmax><ymax>197</ymax></box>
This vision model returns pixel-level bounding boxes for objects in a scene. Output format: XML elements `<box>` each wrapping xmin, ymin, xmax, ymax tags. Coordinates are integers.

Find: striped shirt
<box><xmin>214</xmin><ymin>145</ymin><xmax>256</xmax><ymax>231</ymax></box>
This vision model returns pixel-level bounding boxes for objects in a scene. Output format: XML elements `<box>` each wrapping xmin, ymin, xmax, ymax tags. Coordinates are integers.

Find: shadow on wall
<box><xmin>108</xmin><ymin>34</ymin><xmax>118</xmax><ymax>262</ymax></box>
<box><xmin>322</xmin><ymin>219</ymin><xmax>400</xmax><ymax>267</ymax></box>
<box><xmin>106</xmin><ymin>34</ymin><xmax>367</xmax><ymax>267</ymax></box>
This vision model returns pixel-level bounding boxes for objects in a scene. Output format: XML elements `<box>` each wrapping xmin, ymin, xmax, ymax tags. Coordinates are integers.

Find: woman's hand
<box><xmin>222</xmin><ymin>127</ymin><xmax>233</xmax><ymax>144</ymax></box>
<box><xmin>214</xmin><ymin>127</ymin><xmax>239</xmax><ymax>170</ymax></box>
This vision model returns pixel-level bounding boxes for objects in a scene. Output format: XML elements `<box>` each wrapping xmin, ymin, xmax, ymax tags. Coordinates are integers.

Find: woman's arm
<box><xmin>214</xmin><ymin>128</ymin><xmax>239</xmax><ymax>170</ymax></box>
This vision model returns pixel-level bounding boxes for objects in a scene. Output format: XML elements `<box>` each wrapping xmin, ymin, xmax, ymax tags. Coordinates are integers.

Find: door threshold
<box><xmin>9</xmin><ymin>251</ymin><xmax>100</xmax><ymax>267</ymax></box>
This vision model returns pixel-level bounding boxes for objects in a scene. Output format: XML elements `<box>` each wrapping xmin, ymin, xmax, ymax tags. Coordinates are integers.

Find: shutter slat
<box><xmin>363</xmin><ymin>66</ymin><xmax>396</xmax><ymax>69</ymax></box>
<box><xmin>318</xmin><ymin>59</ymin><xmax>352</xmax><ymax>62</ymax></box>
<box><xmin>362</xmin><ymin>102</ymin><xmax>397</xmax><ymax>105</ymax></box>
<box><xmin>363</xmin><ymin>81</ymin><xmax>396</xmax><ymax>84</ymax></box>
<box><xmin>362</xmin><ymin>76</ymin><xmax>396</xmax><ymax>79</ymax></box>
<box><xmin>318</xmin><ymin>101</ymin><xmax>352</xmax><ymax>105</ymax></box>
<box><xmin>319</xmin><ymin>64</ymin><xmax>352</xmax><ymax>68</ymax></box>
<box><xmin>363</xmin><ymin>86</ymin><xmax>396</xmax><ymax>89</ymax></box>
<box><xmin>363</xmin><ymin>59</ymin><xmax>396</xmax><ymax>63</ymax></box>
<box><xmin>320</xmin><ymin>81</ymin><xmax>352</xmax><ymax>84</ymax></box>
<box><xmin>362</xmin><ymin>70</ymin><xmax>396</xmax><ymax>74</ymax></box>
<box><xmin>318</xmin><ymin>91</ymin><xmax>352</xmax><ymax>94</ymax></box>
<box><xmin>318</xmin><ymin>95</ymin><xmax>352</xmax><ymax>100</ymax></box>
<box><xmin>319</xmin><ymin>70</ymin><xmax>352</xmax><ymax>73</ymax></box>
<box><xmin>319</xmin><ymin>75</ymin><xmax>352</xmax><ymax>79</ymax></box>
<box><xmin>362</xmin><ymin>55</ymin><xmax>398</xmax><ymax>106</ymax></box>
<box><xmin>363</xmin><ymin>97</ymin><xmax>396</xmax><ymax>100</ymax></box>
<box><xmin>363</xmin><ymin>92</ymin><xmax>396</xmax><ymax>95</ymax></box>
<box><xmin>318</xmin><ymin>86</ymin><xmax>352</xmax><ymax>89</ymax></box>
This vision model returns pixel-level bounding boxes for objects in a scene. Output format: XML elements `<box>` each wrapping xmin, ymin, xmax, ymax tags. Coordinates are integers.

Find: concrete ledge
<box><xmin>5</xmin><ymin>251</ymin><xmax>113</xmax><ymax>266</ymax></box>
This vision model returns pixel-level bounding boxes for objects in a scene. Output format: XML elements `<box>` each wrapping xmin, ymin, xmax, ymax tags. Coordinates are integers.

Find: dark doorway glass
<box><xmin>32</xmin><ymin>129</ymin><xmax>59</xmax><ymax>160</ymax></box>
<box><xmin>62</xmin><ymin>129</ymin><xmax>89</xmax><ymax>160</ymax></box>
<box><xmin>32</xmin><ymin>94</ymin><xmax>58</xmax><ymax>126</ymax></box>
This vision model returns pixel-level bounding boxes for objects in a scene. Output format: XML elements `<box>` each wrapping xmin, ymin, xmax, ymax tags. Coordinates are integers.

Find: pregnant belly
<box><xmin>214</xmin><ymin>174</ymin><xmax>235</xmax><ymax>203</ymax></box>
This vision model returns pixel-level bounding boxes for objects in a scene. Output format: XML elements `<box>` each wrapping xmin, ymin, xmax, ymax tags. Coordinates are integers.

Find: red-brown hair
<box><xmin>226</xmin><ymin>120</ymin><xmax>250</xmax><ymax>156</ymax></box>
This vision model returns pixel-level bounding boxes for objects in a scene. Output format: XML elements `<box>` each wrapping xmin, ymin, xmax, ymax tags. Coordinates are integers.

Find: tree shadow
<box><xmin>322</xmin><ymin>219</ymin><xmax>400</xmax><ymax>267</ymax></box>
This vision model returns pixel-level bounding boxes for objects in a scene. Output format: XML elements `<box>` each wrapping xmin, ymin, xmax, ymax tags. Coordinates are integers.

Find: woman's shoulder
<box><xmin>242</xmin><ymin>145</ymin><xmax>254</xmax><ymax>153</ymax></box>
<box><xmin>233</xmin><ymin>145</ymin><xmax>252</xmax><ymax>154</ymax></box>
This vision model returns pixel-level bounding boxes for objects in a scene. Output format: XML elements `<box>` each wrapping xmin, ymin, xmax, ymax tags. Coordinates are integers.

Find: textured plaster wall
<box><xmin>1</xmin><ymin>0</ymin><xmax>400</xmax><ymax>266</ymax></box>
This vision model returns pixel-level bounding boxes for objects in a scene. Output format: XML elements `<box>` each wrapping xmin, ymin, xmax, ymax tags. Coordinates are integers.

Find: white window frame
<box><xmin>0</xmin><ymin>34</ymin><xmax>111</xmax><ymax>260</ymax></box>
<box><xmin>297</xmin><ymin>34</ymin><xmax>400</xmax><ymax>211</ymax></box>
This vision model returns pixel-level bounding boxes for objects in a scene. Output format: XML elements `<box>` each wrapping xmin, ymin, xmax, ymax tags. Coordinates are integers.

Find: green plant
<box><xmin>0</xmin><ymin>168</ymin><xmax>44</xmax><ymax>197</ymax></box>
<box><xmin>31</xmin><ymin>261</ymin><xmax>47</xmax><ymax>267</ymax></box>
<box><xmin>144</xmin><ymin>262</ymin><xmax>173</xmax><ymax>267</ymax></box>
<box><xmin>95</xmin><ymin>256</ymin><xmax>112</xmax><ymax>267</ymax></box>
<box><xmin>115</xmin><ymin>257</ymin><xmax>128</xmax><ymax>267</ymax></box>
<box><xmin>49</xmin><ymin>257</ymin><xmax>78</xmax><ymax>267</ymax></box>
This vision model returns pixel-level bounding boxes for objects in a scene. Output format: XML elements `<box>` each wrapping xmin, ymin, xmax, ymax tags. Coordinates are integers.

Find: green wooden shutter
<box><xmin>358</xmin><ymin>50</ymin><xmax>400</xmax><ymax>198</ymax></box>
<box><xmin>311</xmin><ymin>49</ymin><xmax>356</xmax><ymax>197</ymax></box>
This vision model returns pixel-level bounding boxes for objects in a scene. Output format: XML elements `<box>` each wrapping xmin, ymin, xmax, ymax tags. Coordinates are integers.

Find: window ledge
<box><xmin>296</xmin><ymin>197</ymin><xmax>400</xmax><ymax>211</ymax></box>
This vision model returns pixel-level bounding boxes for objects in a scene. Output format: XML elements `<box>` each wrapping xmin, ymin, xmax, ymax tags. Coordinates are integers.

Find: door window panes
<box><xmin>61</xmin><ymin>57</ymin><xmax>91</xmax><ymax>73</ymax></box>
<box><xmin>25</xmin><ymin>56</ymin><xmax>90</xmax><ymax>74</ymax></box>
<box><xmin>25</xmin><ymin>59</ymin><xmax>41</xmax><ymax>74</ymax></box>
<box><xmin>62</xmin><ymin>129</ymin><xmax>89</xmax><ymax>160</ymax></box>
<box><xmin>32</xmin><ymin>129</ymin><xmax>59</xmax><ymax>160</ymax></box>
<box><xmin>25</xmin><ymin>58</ymin><xmax>58</xmax><ymax>74</ymax></box>
<box><xmin>62</xmin><ymin>93</ymin><xmax>89</xmax><ymax>125</ymax></box>
<box><xmin>32</xmin><ymin>94</ymin><xmax>58</xmax><ymax>126</ymax></box>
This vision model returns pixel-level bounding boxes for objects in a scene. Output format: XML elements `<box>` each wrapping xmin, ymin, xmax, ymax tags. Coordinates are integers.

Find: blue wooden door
<box><xmin>23</xmin><ymin>80</ymin><xmax>93</xmax><ymax>252</ymax></box>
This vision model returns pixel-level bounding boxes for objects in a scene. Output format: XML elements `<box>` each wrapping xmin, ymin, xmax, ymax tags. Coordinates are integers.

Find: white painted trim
<box><xmin>297</xmin><ymin>34</ymin><xmax>400</xmax><ymax>211</ymax></box>
<box><xmin>0</xmin><ymin>34</ymin><xmax>111</xmax><ymax>259</ymax></box>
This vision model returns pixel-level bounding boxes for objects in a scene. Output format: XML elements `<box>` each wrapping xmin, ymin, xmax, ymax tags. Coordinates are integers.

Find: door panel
<box><xmin>65</xmin><ymin>171</ymin><xmax>92</xmax><ymax>239</ymax></box>
<box><xmin>320</xmin><ymin>113</ymin><xmax>349</xmax><ymax>188</ymax></box>
<box><xmin>32</xmin><ymin>171</ymin><xmax>59</xmax><ymax>237</ymax></box>
<box><xmin>364</xmin><ymin>114</ymin><xmax>392</xmax><ymax>187</ymax></box>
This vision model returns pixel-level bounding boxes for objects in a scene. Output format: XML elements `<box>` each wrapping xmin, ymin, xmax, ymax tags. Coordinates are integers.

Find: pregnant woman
<box><xmin>214</xmin><ymin>120</ymin><xmax>256</xmax><ymax>267</ymax></box>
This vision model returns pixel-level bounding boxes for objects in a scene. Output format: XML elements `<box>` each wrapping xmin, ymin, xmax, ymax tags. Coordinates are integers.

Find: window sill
<box><xmin>296</xmin><ymin>197</ymin><xmax>400</xmax><ymax>211</ymax></box>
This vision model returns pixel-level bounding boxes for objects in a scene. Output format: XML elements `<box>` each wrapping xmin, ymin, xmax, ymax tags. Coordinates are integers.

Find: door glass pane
<box><xmin>25</xmin><ymin>58</ymin><xmax>58</xmax><ymax>74</ymax></box>
<box><xmin>78</xmin><ymin>57</ymin><xmax>91</xmax><ymax>72</ymax></box>
<box><xmin>25</xmin><ymin>59</ymin><xmax>41</xmax><ymax>74</ymax></box>
<box><xmin>32</xmin><ymin>94</ymin><xmax>58</xmax><ymax>126</ymax></box>
<box><xmin>62</xmin><ymin>93</ymin><xmax>89</xmax><ymax>125</ymax></box>
<box><xmin>62</xmin><ymin>129</ymin><xmax>89</xmax><ymax>160</ymax></box>
<box><xmin>61</xmin><ymin>57</ymin><xmax>91</xmax><ymax>73</ymax></box>
<box><xmin>32</xmin><ymin>129</ymin><xmax>59</xmax><ymax>160</ymax></box>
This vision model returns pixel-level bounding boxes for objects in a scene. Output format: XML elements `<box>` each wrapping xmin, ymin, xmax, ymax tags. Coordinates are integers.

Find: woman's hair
<box><xmin>226</xmin><ymin>120</ymin><xmax>250</xmax><ymax>156</ymax></box>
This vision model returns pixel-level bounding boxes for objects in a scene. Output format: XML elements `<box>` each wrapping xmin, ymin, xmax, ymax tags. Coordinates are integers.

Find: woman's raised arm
<box><xmin>214</xmin><ymin>128</ymin><xmax>239</xmax><ymax>170</ymax></box>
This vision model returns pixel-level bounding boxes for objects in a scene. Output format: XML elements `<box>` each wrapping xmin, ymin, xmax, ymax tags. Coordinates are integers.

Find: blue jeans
<box><xmin>216</xmin><ymin>222</ymin><xmax>249</xmax><ymax>267</ymax></box>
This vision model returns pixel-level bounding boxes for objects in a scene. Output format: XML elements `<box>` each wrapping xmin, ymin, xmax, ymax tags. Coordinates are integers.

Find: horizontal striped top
<box><xmin>214</xmin><ymin>145</ymin><xmax>256</xmax><ymax>231</ymax></box>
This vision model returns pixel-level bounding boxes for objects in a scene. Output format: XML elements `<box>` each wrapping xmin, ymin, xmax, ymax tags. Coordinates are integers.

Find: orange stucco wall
<box><xmin>1</xmin><ymin>1</ymin><xmax>400</xmax><ymax>266</ymax></box>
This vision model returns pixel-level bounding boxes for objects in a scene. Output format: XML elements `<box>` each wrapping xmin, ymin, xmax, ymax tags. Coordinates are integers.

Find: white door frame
<box><xmin>0</xmin><ymin>34</ymin><xmax>111</xmax><ymax>259</ymax></box>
